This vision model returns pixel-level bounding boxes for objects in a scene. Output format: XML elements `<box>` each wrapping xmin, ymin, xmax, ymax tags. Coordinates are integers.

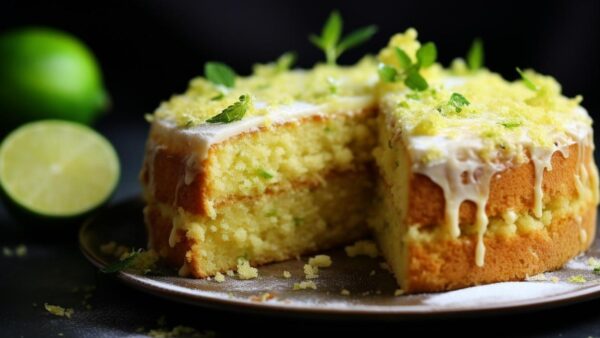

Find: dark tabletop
<box><xmin>2</xmin><ymin>114</ymin><xmax>600</xmax><ymax>338</ymax></box>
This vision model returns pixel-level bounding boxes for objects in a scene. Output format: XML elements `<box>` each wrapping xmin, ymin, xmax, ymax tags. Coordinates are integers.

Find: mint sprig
<box><xmin>206</xmin><ymin>95</ymin><xmax>251</xmax><ymax>123</ymax></box>
<box><xmin>309</xmin><ymin>10</ymin><xmax>377</xmax><ymax>65</ymax></box>
<box><xmin>416</xmin><ymin>42</ymin><xmax>437</xmax><ymax>68</ymax></box>
<box><xmin>448</xmin><ymin>93</ymin><xmax>470</xmax><ymax>112</ymax></box>
<box><xmin>378</xmin><ymin>43</ymin><xmax>438</xmax><ymax>91</ymax></box>
<box><xmin>467</xmin><ymin>38</ymin><xmax>484</xmax><ymax>71</ymax></box>
<box><xmin>275</xmin><ymin>52</ymin><xmax>297</xmax><ymax>72</ymax></box>
<box><xmin>204</xmin><ymin>62</ymin><xmax>236</xmax><ymax>88</ymax></box>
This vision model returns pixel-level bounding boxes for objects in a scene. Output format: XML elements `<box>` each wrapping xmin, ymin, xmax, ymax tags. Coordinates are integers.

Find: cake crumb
<box><xmin>526</xmin><ymin>273</ymin><xmax>547</xmax><ymax>281</ymax></box>
<box><xmin>394</xmin><ymin>289</ymin><xmax>405</xmax><ymax>296</ymax></box>
<box><xmin>226</xmin><ymin>270</ymin><xmax>235</xmax><ymax>277</ymax></box>
<box><xmin>44</xmin><ymin>303</ymin><xmax>74</xmax><ymax>318</ymax></box>
<box><xmin>282</xmin><ymin>270</ymin><xmax>292</xmax><ymax>279</ymax></box>
<box><xmin>340</xmin><ymin>289</ymin><xmax>350</xmax><ymax>296</ymax></box>
<box><xmin>308</xmin><ymin>255</ymin><xmax>332</xmax><ymax>268</ymax></box>
<box><xmin>568</xmin><ymin>275</ymin><xmax>587</xmax><ymax>284</ymax></box>
<box><xmin>369</xmin><ymin>270</ymin><xmax>376</xmax><ymax>276</ymax></box>
<box><xmin>293</xmin><ymin>281</ymin><xmax>317</xmax><ymax>290</ymax></box>
<box><xmin>250</xmin><ymin>292</ymin><xmax>274</xmax><ymax>302</ymax></box>
<box><xmin>236</xmin><ymin>258</ymin><xmax>258</xmax><ymax>280</ymax></box>
<box><xmin>214</xmin><ymin>272</ymin><xmax>225</xmax><ymax>283</ymax></box>
<box><xmin>361</xmin><ymin>291</ymin><xmax>371</xmax><ymax>296</ymax></box>
<box><xmin>345</xmin><ymin>240</ymin><xmax>379</xmax><ymax>258</ymax></box>
<box><xmin>303</xmin><ymin>264</ymin><xmax>319</xmax><ymax>279</ymax></box>
<box><xmin>550</xmin><ymin>276</ymin><xmax>560</xmax><ymax>283</ymax></box>
<box><xmin>587</xmin><ymin>257</ymin><xmax>600</xmax><ymax>267</ymax></box>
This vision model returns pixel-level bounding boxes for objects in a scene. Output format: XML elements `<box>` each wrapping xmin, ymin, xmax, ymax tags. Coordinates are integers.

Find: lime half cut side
<box><xmin>0</xmin><ymin>120</ymin><xmax>120</xmax><ymax>217</ymax></box>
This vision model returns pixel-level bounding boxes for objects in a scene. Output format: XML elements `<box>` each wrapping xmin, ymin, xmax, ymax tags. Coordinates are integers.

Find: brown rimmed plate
<box><xmin>79</xmin><ymin>198</ymin><xmax>600</xmax><ymax>319</ymax></box>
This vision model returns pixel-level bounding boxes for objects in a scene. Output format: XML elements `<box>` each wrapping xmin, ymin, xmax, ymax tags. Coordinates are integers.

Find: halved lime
<box><xmin>0</xmin><ymin>120</ymin><xmax>119</xmax><ymax>218</ymax></box>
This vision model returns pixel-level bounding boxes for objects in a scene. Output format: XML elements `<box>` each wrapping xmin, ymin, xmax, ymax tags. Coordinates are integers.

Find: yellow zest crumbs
<box><xmin>236</xmin><ymin>258</ymin><xmax>258</xmax><ymax>280</ymax></box>
<box><xmin>303</xmin><ymin>264</ymin><xmax>319</xmax><ymax>279</ymax></box>
<box><xmin>308</xmin><ymin>254</ymin><xmax>332</xmax><ymax>268</ymax></box>
<box><xmin>293</xmin><ymin>281</ymin><xmax>317</xmax><ymax>290</ymax></box>
<box><xmin>214</xmin><ymin>272</ymin><xmax>225</xmax><ymax>283</ymax></box>
<box><xmin>340</xmin><ymin>289</ymin><xmax>351</xmax><ymax>296</ymax></box>
<box><xmin>568</xmin><ymin>275</ymin><xmax>587</xmax><ymax>284</ymax></box>
<box><xmin>155</xmin><ymin>58</ymin><xmax>377</xmax><ymax>127</ymax></box>
<box><xmin>44</xmin><ymin>303</ymin><xmax>74</xmax><ymax>318</ymax></box>
<box><xmin>282</xmin><ymin>270</ymin><xmax>292</xmax><ymax>279</ymax></box>
<box><xmin>344</xmin><ymin>240</ymin><xmax>379</xmax><ymax>258</ymax></box>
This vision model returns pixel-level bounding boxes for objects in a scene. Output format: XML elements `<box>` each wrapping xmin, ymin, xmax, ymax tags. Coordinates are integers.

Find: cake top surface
<box><xmin>377</xmin><ymin>29</ymin><xmax>591</xmax><ymax>165</ymax></box>
<box><xmin>154</xmin><ymin>57</ymin><xmax>377</xmax><ymax>128</ymax></box>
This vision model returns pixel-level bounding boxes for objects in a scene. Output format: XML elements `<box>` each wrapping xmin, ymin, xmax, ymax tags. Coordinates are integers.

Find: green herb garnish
<box><xmin>500</xmin><ymin>121</ymin><xmax>522</xmax><ymax>129</ymax></box>
<box><xmin>448</xmin><ymin>93</ymin><xmax>470</xmax><ymax>112</ymax></box>
<box><xmin>416</xmin><ymin>42</ymin><xmax>437</xmax><ymax>68</ymax></box>
<box><xmin>206</xmin><ymin>95</ymin><xmax>251</xmax><ymax>123</ymax></box>
<box><xmin>378</xmin><ymin>64</ymin><xmax>398</xmax><ymax>82</ymax></box>
<box><xmin>101</xmin><ymin>250</ymin><xmax>140</xmax><ymax>273</ymax></box>
<box><xmin>404</xmin><ymin>67</ymin><xmax>429</xmax><ymax>91</ymax></box>
<box><xmin>516</xmin><ymin>67</ymin><xmax>538</xmax><ymax>91</ymax></box>
<box><xmin>467</xmin><ymin>38</ymin><xmax>484</xmax><ymax>71</ymax></box>
<box><xmin>257</xmin><ymin>168</ymin><xmax>274</xmax><ymax>179</ymax></box>
<box><xmin>594</xmin><ymin>266</ymin><xmax>600</xmax><ymax>275</ymax></box>
<box><xmin>204</xmin><ymin>62</ymin><xmax>236</xmax><ymax>88</ymax></box>
<box><xmin>275</xmin><ymin>52</ymin><xmax>297</xmax><ymax>72</ymax></box>
<box><xmin>395</xmin><ymin>48</ymin><xmax>412</xmax><ymax>69</ymax></box>
<box><xmin>378</xmin><ymin>43</ymin><xmax>437</xmax><ymax>91</ymax></box>
<box><xmin>309</xmin><ymin>10</ymin><xmax>377</xmax><ymax>65</ymax></box>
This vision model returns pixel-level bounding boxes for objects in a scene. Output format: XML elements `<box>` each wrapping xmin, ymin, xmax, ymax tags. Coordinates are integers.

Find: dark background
<box><xmin>1</xmin><ymin>0</ymin><xmax>598</xmax><ymax>120</ymax></box>
<box><xmin>1</xmin><ymin>1</ymin><xmax>600</xmax><ymax>337</ymax></box>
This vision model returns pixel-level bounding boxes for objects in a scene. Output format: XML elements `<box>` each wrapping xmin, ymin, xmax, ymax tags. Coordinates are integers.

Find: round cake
<box><xmin>140</xmin><ymin>28</ymin><xmax>598</xmax><ymax>293</ymax></box>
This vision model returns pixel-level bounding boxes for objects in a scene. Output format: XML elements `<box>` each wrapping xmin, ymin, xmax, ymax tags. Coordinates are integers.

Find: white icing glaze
<box><xmin>399</xmin><ymin>104</ymin><xmax>595</xmax><ymax>267</ymax></box>
<box><xmin>152</xmin><ymin>96</ymin><xmax>374</xmax><ymax>163</ymax></box>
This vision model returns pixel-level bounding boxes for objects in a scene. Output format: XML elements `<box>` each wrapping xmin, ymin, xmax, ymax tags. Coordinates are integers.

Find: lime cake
<box><xmin>140</xmin><ymin>29</ymin><xmax>598</xmax><ymax>293</ymax></box>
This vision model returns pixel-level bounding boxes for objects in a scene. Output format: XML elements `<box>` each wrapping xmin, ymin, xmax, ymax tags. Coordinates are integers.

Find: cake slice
<box><xmin>140</xmin><ymin>58</ymin><xmax>379</xmax><ymax>277</ymax></box>
<box><xmin>370</xmin><ymin>29</ymin><xmax>599</xmax><ymax>292</ymax></box>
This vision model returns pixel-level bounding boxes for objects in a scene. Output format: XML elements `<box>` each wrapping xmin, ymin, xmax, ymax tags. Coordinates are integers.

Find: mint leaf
<box><xmin>257</xmin><ymin>168</ymin><xmax>274</xmax><ymax>179</ymax></box>
<box><xmin>404</xmin><ymin>68</ymin><xmax>428</xmax><ymax>91</ymax></box>
<box><xmin>101</xmin><ymin>250</ymin><xmax>140</xmax><ymax>273</ymax></box>
<box><xmin>309</xmin><ymin>10</ymin><xmax>376</xmax><ymax>65</ymax></box>
<box><xmin>275</xmin><ymin>52</ymin><xmax>297</xmax><ymax>72</ymax></box>
<box><xmin>310</xmin><ymin>10</ymin><xmax>343</xmax><ymax>64</ymax></box>
<box><xmin>207</xmin><ymin>95</ymin><xmax>251</xmax><ymax>123</ymax></box>
<box><xmin>321</xmin><ymin>10</ymin><xmax>343</xmax><ymax>53</ymax></box>
<box><xmin>416</xmin><ymin>42</ymin><xmax>437</xmax><ymax>68</ymax></box>
<box><xmin>338</xmin><ymin>25</ymin><xmax>378</xmax><ymax>55</ymax></box>
<box><xmin>395</xmin><ymin>47</ymin><xmax>412</xmax><ymax>70</ymax></box>
<box><xmin>378</xmin><ymin>63</ymin><xmax>398</xmax><ymax>82</ymax></box>
<box><xmin>500</xmin><ymin>121</ymin><xmax>522</xmax><ymax>128</ymax></box>
<box><xmin>516</xmin><ymin>67</ymin><xmax>538</xmax><ymax>91</ymax></box>
<box><xmin>467</xmin><ymin>38</ymin><xmax>484</xmax><ymax>71</ymax></box>
<box><xmin>448</xmin><ymin>93</ymin><xmax>470</xmax><ymax>112</ymax></box>
<box><xmin>204</xmin><ymin>62</ymin><xmax>236</xmax><ymax>88</ymax></box>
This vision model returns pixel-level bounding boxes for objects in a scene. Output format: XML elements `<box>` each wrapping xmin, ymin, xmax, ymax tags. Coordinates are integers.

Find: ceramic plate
<box><xmin>80</xmin><ymin>198</ymin><xmax>600</xmax><ymax>319</ymax></box>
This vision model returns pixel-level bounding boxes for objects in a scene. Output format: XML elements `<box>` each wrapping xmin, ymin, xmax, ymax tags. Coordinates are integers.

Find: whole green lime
<box><xmin>0</xmin><ymin>27</ymin><xmax>108</xmax><ymax>131</ymax></box>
